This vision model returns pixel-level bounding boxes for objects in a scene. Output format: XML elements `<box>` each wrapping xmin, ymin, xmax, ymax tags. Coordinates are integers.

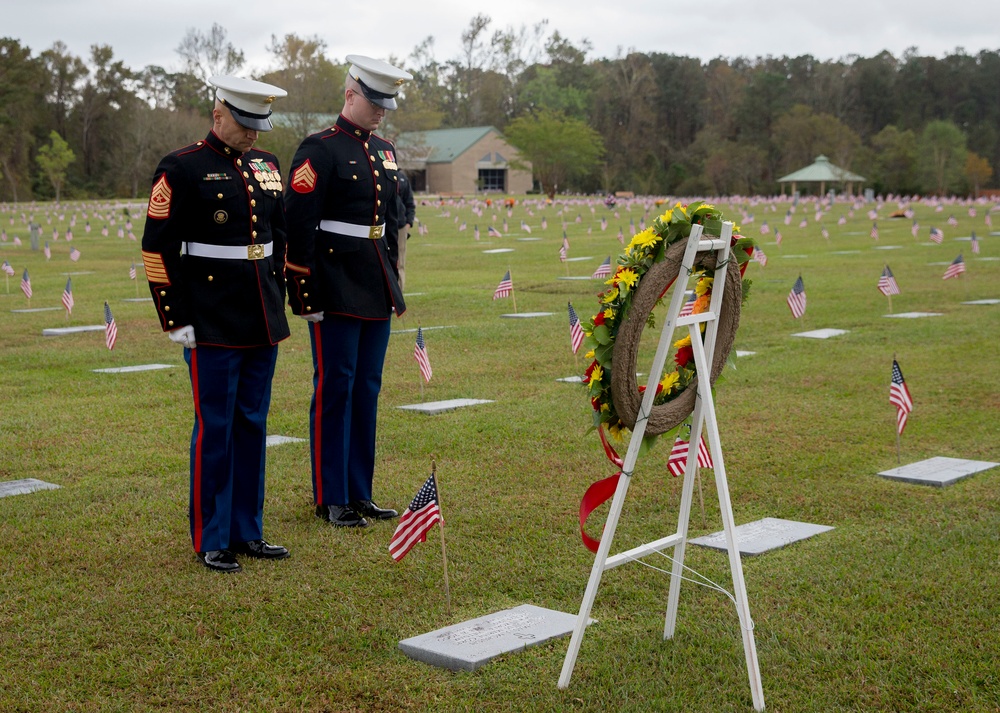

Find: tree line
<box><xmin>1</xmin><ymin>18</ymin><xmax>997</xmax><ymax>201</ymax></box>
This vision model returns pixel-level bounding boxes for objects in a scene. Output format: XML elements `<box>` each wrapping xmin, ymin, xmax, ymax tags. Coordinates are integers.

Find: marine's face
<box><xmin>213</xmin><ymin>106</ymin><xmax>259</xmax><ymax>153</ymax></box>
<box><xmin>346</xmin><ymin>88</ymin><xmax>386</xmax><ymax>131</ymax></box>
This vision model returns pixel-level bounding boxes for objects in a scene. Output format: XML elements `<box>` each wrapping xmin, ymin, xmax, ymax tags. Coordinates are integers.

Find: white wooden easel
<box><xmin>558</xmin><ymin>222</ymin><xmax>765</xmax><ymax>711</ymax></box>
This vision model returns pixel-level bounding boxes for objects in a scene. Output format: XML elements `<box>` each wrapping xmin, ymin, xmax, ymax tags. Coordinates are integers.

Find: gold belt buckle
<box><xmin>368</xmin><ymin>224</ymin><xmax>384</xmax><ymax>240</ymax></box>
<box><xmin>247</xmin><ymin>244</ymin><xmax>265</xmax><ymax>260</ymax></box>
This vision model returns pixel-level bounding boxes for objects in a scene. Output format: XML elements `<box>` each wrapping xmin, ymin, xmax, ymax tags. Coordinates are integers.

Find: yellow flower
<box><xmin>601</xmin><ymin>287</ymin><xmax>619</xmax><ymax>304</ymax></box>
<box><xmin>627</xmin><ymin>229</ymin><xmax>657</xmax><ymax>256</ymax></box>
<box><xmin>673</xmin><ymin>334</ymin><xmax>692</xmax><ymax>349</ymax></box>
<box><xmin>601</xmin><ymin>402</ymin><xmax>610</xmax><ymax>412</ymax></box>
<box><xmin>585</xmin><ymin>349</ymin><xmax>595</xmax><ymax>359</ymax></box>
<box><xmin>659</xmin><ymin>371</ymin><xmax>680</xmax><ymax>394</ymax></box>
<box><xmin>695</xmin><ymin>276</ymin><xmax>714</xmax><ymax>296</ymax></box>
<box><xmin>659</xmin><ymin>208</ymin><xmax>674</xmax><ymax>223</ymax></box>
<box><xmin>608</xmin><ymin>423</ymin><xmax>624</xmax><ymax>441</ymax></box>
<box><xmin>617</xmin><ymin>268</ymin><xmax>638</xmax><ymax>289</ymax></box>
<box><xmin>589</xmin><ymin>364</ymin><xmax>604</xmax><ymax>384</ymax></box>
<box><xmin>603</xmin><ymin>307</ymin><xmax>615</xmax><ymax>320</ymax></box>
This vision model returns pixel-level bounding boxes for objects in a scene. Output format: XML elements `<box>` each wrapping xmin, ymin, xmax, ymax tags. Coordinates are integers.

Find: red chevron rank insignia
<box><xmin>291</xmin><ymin>159</ymin><xmax>317</xmax><ymax>193</ymax></box>
<box><xmin>147</xmin><ymin>174</ymin><xmax>172</xmax><ymax>219</ymax></box>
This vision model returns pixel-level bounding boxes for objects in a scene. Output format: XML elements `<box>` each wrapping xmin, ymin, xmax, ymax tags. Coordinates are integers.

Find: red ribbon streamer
<box><xmin>579</xmin><ymin>471</ymin><xmax>621</xmax><ymax>553</ymax></box>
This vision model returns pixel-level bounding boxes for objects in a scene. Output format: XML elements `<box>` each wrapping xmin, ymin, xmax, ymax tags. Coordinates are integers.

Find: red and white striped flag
<box><xmin>870</xmin><ymin>222</ymin><xmax>879</xmax><ymax>241</ymax></box>
<box><xmin>62</xmin><ymin>277</ymin><xmax>74</xmax><ymax>313</ymax></box>
<box><xmin>970</xmin><ymin>231</ymin><xmax>980</xmax><ymax>255</ymax></box>
<box><xmin>389</xmin><ymin>473</ymin><xmax>441</xmax><ymax>562</ymax></box>
<box><xmin>890</xmin><ymin>359</ymin><xmax>913</xmax><ymax>435</ymax></box>
<box><xmin>413</xmin><ymin>327</ymin><xmax>432</xmax><ymax>383</ymax></box>
<box><xmin>69</xmin><ymin>246</ymin><xmax>81</xmax><ymax>262</ymax></box>
<box><xmin>20</xmin><ymin>268</ymin><xmax>31</xmax><ymax>299</ymax></box>
<box><xmin>787</xmin><ymin>276</ymin><xmax>806</xmax><ymax>318</ymax></box>
<box><xmin>668</xmin><ymin>433</ymin><xmax>713</xmax><ymax>476</ymax></box>
<box><xmin>492</xmin><ymin>270</ymin><xmax>513</xmax><ymax>300</ymax></box>
<box><xmin>104</xmin><ymin>301</ymin><xmax>118</xmax><ymax>350</ymax></box>
<box><xmin>753</xmin><ymin>246</ymin><xmax>768</xmax><ymax>267</ymax></box>
<box><xmin>591</xmin><ymin>256</ymin><xmax>612</xmax><ymax>280</ymax></box>
<box><xmin>129</xmin><ymin>263</ymin><xmax>137</xmax><ymax>280</ymax></box>
<box><xmin>877</xmin><ymin>265</ymin><xmax>900</xmax><ymax>296</ymax></box>
<box><xmin>929</xmin><ymin>227</ymin><xmax>943</xmax><ymax>244</ymax></box>
<box><xmin>567</xmin><ymin>302</ymin><xmax>584</xmax><ymax>353</ymax></box>
<box><xmin>942</xmin><ymin>254</ymin><xmax>965</xmax><ymax>280</ymax></box>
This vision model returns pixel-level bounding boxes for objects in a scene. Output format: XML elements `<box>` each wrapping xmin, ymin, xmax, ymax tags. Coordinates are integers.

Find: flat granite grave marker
<box><xmin>392</xmin><ymin>325</ymin><xmax>455</xmax><ymax>334</ymax></box>
<box><xmin>556</xmin><ymin>276</ymin><xmax>592</xmax><ymax>281</ymax></box>
<box><xmin>962</xmin><ymin>299</ymin><xmax>1000</xmax><ymax>305</ymax></box>
<box><xmin>500</xmin><ymin>312</ymin><xmax>553</xmax><ymax>318</ymax></box>
<box><xmin>482</xmin><ymin>248</ymin><xmax>514</xmax><ymax>254</ymax></box>
<box><xmin>883</xmin><ymin>312</ymin><xmax>943</xmax><ymax>319</ymax></box>
<box><xmin>398</xmin><ymin>604</ymin><xmax>591</xmax><ymax>672</ymax></box>
<box><xmin>398</xmin><ymin>398</ymin><xmax>494</xmax><ymax>415</ymax></box>
<box><xmin>877</xmin><ymin>456</ymin><xmax>998</xmax><ymax>487</ymax></box>
<box><xmin>690</xmin><ymin>517</ymin><xmax>834</xmax><ymax>556</ymax></box>
<box><xmin>43</xmin><ymin>325</ymin><xmax>106</xmax><ymax>336</ymax></box>
<box><xmin>92</xmin><ymin>363</ymin><xmax>176</xmax><ymax>374</ymax></box>
<box><xmin>873</xmin><ymin>245</ymin><xmax>904</xmax><ymax>250</ymax></box>
<box><xmin>564</xmin><ymin>256</ymin><xmax>594</xmax><ymax>262</ymax></box>
<box><xmin>265</xmin><ymin>435</ymin><xmax>307</xmax><ymax>447</ymax></box>
<box><xmin>0</xmin><ymin>478</ymin><xmax>61</xmax><ymax>499</ymax></box>
<box><xmin>516</xmin><ymin>237</ymin><xmax>541</xmax><ymax>242</ymax></box>
<box><xmin>830</xmin><ymin>250</ymin><xmax>861</xmax><ymax>255</ymax></box>
<box><xmin>780</xmin><ymin>254</ymin><xmax>809</xmax><ymax>259</ymax></box>
<box><xmin>121</xmin><ymin>297</ymin><xmax>152</xmax><ymax>303</ymax></box>
<box><xmin>792</xmin><ymin>328</ymin><xmax>848</xmax><ymax>339</ymax></box>
<box><xmin>976</xmin><ymin>256</ymin><xmax>1000</xmax><ymax>261</ymax></box>
<box><xmin>11</xmin><ymin>307</ymin><xmax>62</xmax><ymax>313</ymax></box>
<box><xmin>556</xmin><ymin>375</ymin><xmax>584</xmax><ymax>383</ymax></box>
<box><xmin>735</xmin><ymin>350</ymin><xmax>756</xmax><ymax>357</ymax></box>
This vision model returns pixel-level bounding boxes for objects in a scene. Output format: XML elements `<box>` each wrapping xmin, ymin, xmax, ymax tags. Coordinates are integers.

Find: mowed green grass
<box><xmin>1</xmin><ymin>196</ymin><xmax>998</xmax><ymax>712</ymax></box>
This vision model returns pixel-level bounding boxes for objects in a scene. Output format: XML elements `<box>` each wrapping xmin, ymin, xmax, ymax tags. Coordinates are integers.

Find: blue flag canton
<box><xmin>408</xmin><ymin>474</ymin><xmax>438</xmax><ymax>512</ymax></box>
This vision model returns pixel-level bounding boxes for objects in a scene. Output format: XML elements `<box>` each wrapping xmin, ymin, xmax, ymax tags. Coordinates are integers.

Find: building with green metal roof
<box><xmin>777</xmin><ymin>155</ymin><xmax>866</xmax><ymax>196</ymax></box>
<box><xmin>395</xmin><ymin>126</ymin><xmax>532</xmax><ymax>195</ymax></box>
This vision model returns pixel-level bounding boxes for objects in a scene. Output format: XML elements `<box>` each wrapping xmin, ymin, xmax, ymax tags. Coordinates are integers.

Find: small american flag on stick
<box><xmin>414</xmin><ymin>327</ymin><xmax>432</xmax><ymax>383</ymax></box>
<box><xmin>389</xmin><ymin>473</ymin><xmax>442</xmax><ymax>562</ymax></box>
<box><xmin>890</xmin><ymin>359</ymin><xmax>913</xmax><ymax>436</ymax></box>
<box><xmin>787</xmin><ymin>276</ymin><xmax>806</xmax><ymax>319</ymax></box>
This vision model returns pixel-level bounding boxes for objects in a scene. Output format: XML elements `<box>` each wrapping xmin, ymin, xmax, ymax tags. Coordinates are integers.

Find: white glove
<box><xmin>300</xmin><ymin>312</ymin><xmax>324</xmax><ymax>323</ymax></box>
<box><xmin>168</xmin><ymin>324</ymin><xmax>197</xmax><ymax>348</ymax></box>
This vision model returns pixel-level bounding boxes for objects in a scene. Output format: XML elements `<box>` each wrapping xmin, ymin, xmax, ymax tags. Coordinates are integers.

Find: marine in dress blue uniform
<box><xmin>141</xmin><ymin>76</ymin><xmax>292</xmax><ymax>572</ymax></box>
<box><xmin>284</xmin><ymin>55</ymin><xmax>412</xmax><ymax>528</ymax></box>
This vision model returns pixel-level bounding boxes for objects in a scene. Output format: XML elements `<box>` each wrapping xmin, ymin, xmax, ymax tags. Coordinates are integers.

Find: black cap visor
<box><xmin>223</xmin><ymin>100</ymin><xmax>274</xmax><ymax>131</ymax></box>
<box><xmin>355</xmin><ymin>77</ymin><xmax>398</xmax><ymax>111</ymax></box>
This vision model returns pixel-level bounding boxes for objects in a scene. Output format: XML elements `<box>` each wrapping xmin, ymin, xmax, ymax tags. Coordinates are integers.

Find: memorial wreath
<box><xmin>581</xmin><ymin>201</ymin><xmax>755</xmax><ymax>447</ymax></box>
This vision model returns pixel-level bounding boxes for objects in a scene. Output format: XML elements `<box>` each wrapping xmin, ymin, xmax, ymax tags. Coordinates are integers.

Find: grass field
<box><xmin>1</xmin><ymin>195</ymin><xmax>999</xmax><ymax>712</ymax></box>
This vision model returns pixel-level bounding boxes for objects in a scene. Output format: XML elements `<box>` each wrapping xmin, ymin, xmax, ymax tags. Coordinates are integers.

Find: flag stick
<box><xmin>893</xmin><ymin>353</ymin><xmax>901</xmax><ymax>464</ymax></box>
<box><xmin>433</xmin><ymin>458</ymin><xmax>452</xmax><ymax>617</ymax></box>
<box><xmin>887</xmin><ymin>293</ymin><xmax>892</xmax><ymax>315</ymax></box>
<box><xmin>4</xmin><ymin>274</ymin><xmax>8</xmax><ymax>294</ymax></box>
<box><xmin>509</xmin><ymin>266</ymin><xmax>518</xmax><ymax>313</ymax></box>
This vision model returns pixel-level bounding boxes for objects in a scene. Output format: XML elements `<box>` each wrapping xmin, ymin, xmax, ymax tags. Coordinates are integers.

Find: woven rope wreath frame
<box><xmin>582</xmin><ymin>202</ymin><xmax>753</xmax><ymax>443</ymax></box>
<box><xmin>611</xmin><ymin>239</ymin><xmax>743</xmax><ymax>435</ymax></box>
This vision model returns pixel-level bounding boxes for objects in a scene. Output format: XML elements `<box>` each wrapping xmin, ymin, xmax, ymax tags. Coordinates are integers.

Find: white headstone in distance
<box><xmin>690</xmin><ymin>517</ymin><xmax>834</xmax><ymax>556</ymax></box>
<box><xmin>877</xmin><ymin>456</ymin><xmax>998</xmax><ymax>487</ymax></box>
<box><xmin>398</xmin><ymin>398</ymin><xmax>494</xmax><ymax>414</ymax></box>
<box><xmin>791</xmin><ymin>328</ymin><xmax>849</xmax><ymax>339</ymax></box>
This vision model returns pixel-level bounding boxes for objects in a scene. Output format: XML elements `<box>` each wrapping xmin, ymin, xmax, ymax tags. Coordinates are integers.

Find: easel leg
<box><xmin>558</xmin><ymin>468</ymin><xmax>635</xmax><ymax>688</ymax></box>
<box><xmin>664</xmin><ymin>397</ymin><xmax>705</xmax><ymax>640</ymax></box>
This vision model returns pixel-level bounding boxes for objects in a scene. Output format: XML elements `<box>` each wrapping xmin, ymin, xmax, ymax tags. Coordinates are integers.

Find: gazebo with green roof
<box><xmin>777</xmin><ymin>155</ymin><xmax>865</xmax><ymax>196</ymax></box>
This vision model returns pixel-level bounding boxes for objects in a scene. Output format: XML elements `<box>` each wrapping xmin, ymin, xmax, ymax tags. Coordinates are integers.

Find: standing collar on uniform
<box><xmin>336</xmin><ymin>114</ymin><xmax>372</xmax><ymax>142</ymax></box>
<box><xmin>205</xmin><ymin>130</ymin><xmax>245</xmax><ymax>157</ymax></box>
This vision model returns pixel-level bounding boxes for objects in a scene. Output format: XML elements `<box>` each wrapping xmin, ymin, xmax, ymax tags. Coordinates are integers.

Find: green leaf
<box><xmin>592</xmin><ymin>324</ymin><xmax>611</xmax><ymax>345</ymax></box>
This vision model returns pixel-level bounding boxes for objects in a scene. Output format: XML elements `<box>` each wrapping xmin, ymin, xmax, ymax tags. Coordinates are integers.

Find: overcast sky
<box><xmin>5</xmin><ymin>0</ymin><xmax>999</xmax><ymax>75</ymax></box>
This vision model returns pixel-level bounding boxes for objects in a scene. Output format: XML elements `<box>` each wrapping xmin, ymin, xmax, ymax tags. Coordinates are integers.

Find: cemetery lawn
<box><xmin>1</xmin><ymin>197</ymin><xmax>999</xmax><ymax>712</ymax></box>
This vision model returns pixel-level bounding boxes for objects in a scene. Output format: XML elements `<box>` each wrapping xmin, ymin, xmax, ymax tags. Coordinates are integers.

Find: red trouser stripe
<box><xmin>190</xmin><ymin>349</ymin><xmax>204</xmax><ymax>552</ymax></box>
<box><xmin>312</xmin><ymin>320</ymin><xmax>323</xmax><ymax>505</ymax></box>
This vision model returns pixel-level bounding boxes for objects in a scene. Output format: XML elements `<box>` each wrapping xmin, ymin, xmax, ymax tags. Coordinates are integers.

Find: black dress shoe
<box><xmin>231</xmin><ymin>539</ymin><xmax>290</xmax><ymax>560</ymax></box>
<box><xmin>315</xmin><ymin>504</ymin><xmax>369</xmax><ymax>528</ymax></box>
<box><xmin>197</xmin><ymin>549</ymin><xmax>241</xmax><ymax>573</ymax></box>
<box><xmin>351</xmin><ymin>499</ymin><xmax>399</xmax><ymax>520</ymax></box>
